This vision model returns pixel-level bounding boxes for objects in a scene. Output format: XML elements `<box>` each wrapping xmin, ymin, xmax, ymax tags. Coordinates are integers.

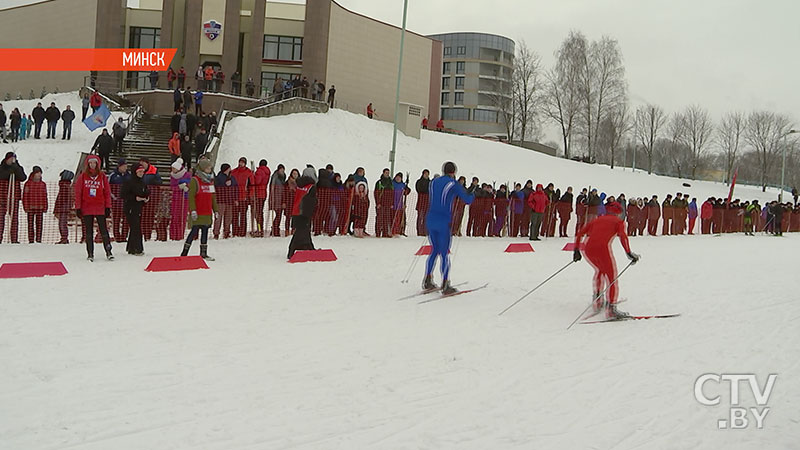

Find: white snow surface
<box><xmin>1</xmin><ymin>92</ymin><xmax>124</xmax><ymax>180</ymax></box>
<box><xmin>0</xmin><ymin>235</ymin><xmax>798</xmax><ymax>449</ymax></box>
<box><xmin>218</xmin><ymin>109</ymin><xmax>781</xmax><ymax>204</ymax></box>
<box><xmin>2</xmin><ymin>107</ymin><xmax>797</xmax><ymax>449</ymax></box>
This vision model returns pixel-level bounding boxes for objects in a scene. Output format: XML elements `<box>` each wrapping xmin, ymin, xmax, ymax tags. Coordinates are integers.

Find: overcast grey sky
<box><xmin>308</xmin><ymin>0</ymin><xmax>800</xmax><ymax>126</ymax></box>
<box><xmin>4</xmin><ymin>0</ymin><xmax>797</xmax><ymax>125</ymax></box>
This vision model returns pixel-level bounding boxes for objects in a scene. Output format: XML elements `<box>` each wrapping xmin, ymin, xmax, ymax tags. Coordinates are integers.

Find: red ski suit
<box><xmin>575</xmin><ymin>215</ymin><xmax>632</xmax><ymax>305</ymax></box>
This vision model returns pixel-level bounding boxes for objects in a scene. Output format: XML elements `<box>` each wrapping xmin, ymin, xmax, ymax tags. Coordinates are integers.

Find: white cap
<box><xmin>171</xmin><ymin>158</ymin><xmax>184</xmax><ymax>170</ymax></box>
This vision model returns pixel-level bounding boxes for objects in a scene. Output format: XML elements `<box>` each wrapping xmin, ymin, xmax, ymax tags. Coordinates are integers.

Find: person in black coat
<box><xmin>0</xmin><ymin>152</ymin><xmax>27</xmax><ymax>243</ymax></box>
<box><xmin>180</xmin><ymin>135</ymin><xmax>193</xmax><ymax>170</ymax></box>
<box><xmin>415</xmin><ymin>169</ymin><xmax>430</xmax><ymax>236</ymax></box>
<box><xmin>288</xmin><ymin>168</ymin><xmax>317</xmax><ymax>258</ymax></box>
<box><xmin>45</xmin><ymin>102</ymin><xmax>60</xmax><ymax>139</ymax></box>
<box><xmin>194</xmin><ymin>128</ymin><xmax>208</xmax><ymax>161</ymax></box>
<box><xmin>0</xmin><ymin>105</ymin><xmax>7</xmax><ymax>143</ymax></box>
<box><xmin>61</xmin><ymin>105</ymin><xmax>76</xmax><ymax>140</ymax></box>
<box><xmin>31</xmin><ymin>102</ymin><xmax>46</xmax><ymax>139</ymax></box>
<box><xmin>173</xmin><ymin>88</ymin><xmax>183</xmax><ymax>112</ymax></box>
<box><xmin>121</xmin><ymin>163</ymin><xmax>150</xmax><ymax>255</ymax></box>
<box><xmin>186</xmin><ymin>112</ymin><xmax>197</xmax><ymax>138</ymax></box>
<box><xmin>170</xmin><ymin>110</ymin><xmax>181</xmax><ymax>134</ymax></box>
<box><xmin>92</xmin><ymin>128</ymin><xmax>115</xmax><ymax>170</ymax></box>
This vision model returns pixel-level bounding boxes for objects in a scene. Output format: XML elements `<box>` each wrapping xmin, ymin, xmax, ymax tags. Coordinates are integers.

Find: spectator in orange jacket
<box><xmin>168</xmin><ymin>132</ymin><xmax>181</xmax><ymax>163</ymax></box>
<box><xmin>700</xmin><ymin>197</ymin><xmax>714</xmax><ymax>234</ymax></box>
<box><xmin>527</xmin><ymin>183</ymin><xmax>549</xmax><ymax>241</ymax></box>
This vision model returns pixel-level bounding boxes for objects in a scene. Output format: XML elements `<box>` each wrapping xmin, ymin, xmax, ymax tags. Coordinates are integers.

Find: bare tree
<box><xmin>545</xmin><ymin>31</ymin><xmax>586</xmax><ymax>159</ymax></box>
<box><xmin>634</xmin><ymin>104</ymin><xmax>666</xmax><ymax>174</ymax></box>
<box><xmin>487</xmin><ymin>78</ymin><xmax>516</xmax><ymax>141</ymax></box>
<box><xmin>579</xmin><ymin>36</ymin><xmax>628</xmax><ymax>162</ymax></box>
<box><xmin>665</xmin><ymin>112</ymin><xmax>687</xmax><ymax>177</ymax></box>
<box><xmin>744</xmin><ymin>111</ymin><xmax>794</xmax><ymax>192</ymax></box>
<box><xmin>681</xmin><ymin>105</ymin><xmax>714</xmax><ymax>179</ymax></box>
<box><xmin>512</xmin><ymin>40</ymin><xmax>543</xmax><ymax>144</ymax></box>
<box><xmin>717</xmin><ymin>112</ymin><xmax>745</xmax><ymax>184</ymax></box>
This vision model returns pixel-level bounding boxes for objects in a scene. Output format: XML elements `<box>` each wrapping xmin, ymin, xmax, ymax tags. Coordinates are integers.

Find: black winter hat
<box><xmin>259</xmin><ymin>159</ymin><xmax>268</xmax><ymax>167</ymax></box>
<box><xmin>59</xmin><ymin>170</ymin><xmax>74</xmax><ymax>181</ymax></box>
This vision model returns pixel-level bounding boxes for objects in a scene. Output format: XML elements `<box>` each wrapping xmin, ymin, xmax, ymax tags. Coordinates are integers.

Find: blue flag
<box><xmin>83</xmin><ymin>103</ymin><xmax>111</xmax><ymax>131</ymax></box>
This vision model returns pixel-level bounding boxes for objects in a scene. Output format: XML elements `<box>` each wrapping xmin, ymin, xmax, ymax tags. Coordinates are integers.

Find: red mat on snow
<box><xmin>0</xmin><ymin>262</ymin><xmax>68</xmax><ymax>279</ymax></box>
<box><xmin>415</xmin><ymin>245</ymin><xmax>450</xmax><ymax>256</ymax></box>
<box><xmin>562</xmin><ymin>242</ymin><xmax>586</xmax><ymax>252</ymax></box>
<box><xmin>145</xmin><ymin>256</ymin><xmax>209</xmax><ymax>272</ymax></box>
<box><xmin>504</xmin><ymin>243</ymin><xmax>535</xmax><ymax>253</ymax></box>
<box><xmin>289</xmin><ymin>249</ymin><xmax>337</xmax><ymax>263</ymax></box>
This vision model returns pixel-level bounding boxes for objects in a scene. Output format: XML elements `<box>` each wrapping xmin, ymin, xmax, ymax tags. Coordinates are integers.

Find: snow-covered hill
<box><xmin>1</xmin><ymin>92</ymin><xmax>124</xmax><ymax>180</ymax></box>
<box><xmin>219</xmin><ymin>109</ymin><xmax>779</xmax><ymax>203</ymax></box>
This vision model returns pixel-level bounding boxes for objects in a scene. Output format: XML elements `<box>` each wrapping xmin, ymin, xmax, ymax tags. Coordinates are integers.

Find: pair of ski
<box><xmin>579</xmin><ymin>303</ymin><xmax>680</xmax><ymax>324</ymax></box>
<box><xmin>396</xmin><ymin>282</ymin><xmax>489</xmax><ymax>304</ymax></box>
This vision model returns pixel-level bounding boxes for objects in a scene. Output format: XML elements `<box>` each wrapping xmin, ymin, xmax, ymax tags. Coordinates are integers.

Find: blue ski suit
<box><xmin>425</xmin><ymin>175</ymin><xmax>474</xmax><ymax>280</ymax></box>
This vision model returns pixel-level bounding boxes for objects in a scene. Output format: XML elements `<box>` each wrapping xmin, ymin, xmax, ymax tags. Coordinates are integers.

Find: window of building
<box><xmin>456</xmin><ymin>61</ymin><xmax>465</xmax><ymax>74</ymax></box>
<box><xmin>441</xmin><ymin>92</ymin><xmax>450</xmax><ymax>105</ymax></box>
<box><xmin>443</xmin><ymin>62</ymin><xmax>451</xmax><ymax>74</ymax></box>
<box><xmin>261</xmin><ymin>71</ymin><xmax>298</xmax><ymax>96</ymax></box>
<box><xmin>442</xmin><ymin>108</ymin><xmax>470</xmax><ymax>121</ymax></box>
<box><xmin>457</xmin><ymin>46</ymin><xmax>466</xmax><ymax>55</ymax></box>
<box><xmin>442</xmin><ymin>77</ymin><xmax>450</xmax><ymax>89</ymax></box>
<box><xmin>455</xmin><ymin>77</ymin><xmax>465</xmax><ymax>89</ymax></box>
<box><xmin>129</xmin><ymin>27</ymin><xmax>160</xmax><ymax>49</ymax></box>
<box><xmin>443</xmin><ymin>47</ymin><xmax>452</xmax><ymax>56</ymax></box>
<box><xmin>454</xmin><ymin>92</ymin><xmax>464</xmax><ymax>105</ymax></box>
<box><xmin>263</xmin><ymin>35</ymin><xmax>303</xmax><ymax>61</ymax></box>
<box><xmin>473</xmin><ymin>109</ymin><xmax>499</xmax><ymax>122</ymax></box>
<box><xmin>125</xmin><ymin>71</ymin><xmax>150</xmax><ymax>90</ymax></box>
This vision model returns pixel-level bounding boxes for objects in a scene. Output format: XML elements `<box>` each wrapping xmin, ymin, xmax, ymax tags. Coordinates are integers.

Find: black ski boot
<box><xmin>442</xmin><ymin>280</ymin><xmax>458</xmax><ymax>296</ymax></box>
<box><xmin>87</xmin><ymin>254</ymin><xmax>94</xmax><ymax>262</ymax></box>
<box><xmin>200</xmin><ymin>244</ymin><xmax>215</xmax><ymax>261</ymax></box>
<box><xmin>592</xmin><ymin>292</ymin><xmax>605</xmax><ymax>313</ymax></box>
<box><xmin>422</xmin><ymin>274</ymin><xmax>438</xmax><ymax>291</ymax></box>
<box><xmin>606</xmin><ymin>303</ymin><xmax>630</xmax><ymax>320</ymax></box>
<box><xmin>180</xmin><ymin>242</ymin><xmax>191</xmax><ymax>257</ymax></box>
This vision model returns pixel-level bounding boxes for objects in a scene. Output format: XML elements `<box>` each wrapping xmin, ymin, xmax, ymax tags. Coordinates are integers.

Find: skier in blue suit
<box><xmin>423</xmin><ymin>161</ymin><xmax>474</xmax><ymax>294</ymax></box>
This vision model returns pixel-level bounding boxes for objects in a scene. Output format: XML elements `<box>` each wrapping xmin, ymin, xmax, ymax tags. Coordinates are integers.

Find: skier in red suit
<box><xmin>573</xmin><ymin>202</ymin><xmax>640</xmax><ymax>319</ymax></box>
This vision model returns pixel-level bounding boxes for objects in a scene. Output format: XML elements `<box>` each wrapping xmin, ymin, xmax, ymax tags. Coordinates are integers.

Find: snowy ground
<box><xmin>1</xmin><ymin>92</ymin><xmax>124</xmax><ymax>180</ymax></box>
<box><xmin>1</xmin><ymin>233</ymin><xmax>798</xmax><ymax>449</ymax></box>
<box><xmin>219</xmin><ymin>109</ymin><xmax>781</xmax><ymax>204</ymax></box>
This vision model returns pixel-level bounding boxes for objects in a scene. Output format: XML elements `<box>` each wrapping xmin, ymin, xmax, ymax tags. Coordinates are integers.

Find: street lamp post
<box><xmin>388</xmin><ymin>0</ymin><xmax>410</xmax><ymax>176</ymax></box>
<box><xmin>781</xmin><ymin>129</ymin><xmax>798</xmax><ymax>202</ymax></box>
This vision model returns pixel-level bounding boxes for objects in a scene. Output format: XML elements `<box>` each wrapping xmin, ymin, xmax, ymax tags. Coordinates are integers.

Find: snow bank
<box><xmin>0</xmin><ymin>235</ymin><xmax>797</xmax><ymax>449</ymax></box>
<box><xmin>1</xmin><ymin>92</ymin><xmax>124</xmax><ymax>180</ymax></box>
<box><xmin>218</xmin><ymin>109</ymin><xmax>780</xmax><ymax>203</ymax></box>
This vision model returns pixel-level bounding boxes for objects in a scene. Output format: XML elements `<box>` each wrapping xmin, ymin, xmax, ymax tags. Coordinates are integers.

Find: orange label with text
<box><xmin>0</xmin><ymin>49</ymin><xmax>178</xmax><ymax>71</ymax></box>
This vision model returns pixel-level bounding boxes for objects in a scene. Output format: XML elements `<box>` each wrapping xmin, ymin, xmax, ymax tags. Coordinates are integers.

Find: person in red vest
<box><xmin>288</xmin><ymin>166</ymin><xmax>318</xmax><ymax>258</ymax></box>
<box><xmin>74</xmin><ymin>154</ymin><xmax>113</xmax><ymax>261</ymax></box>
<box><xmin>526</xmin><ymin>183</ymin><xmax>549</xmax><ymax>241</ymax></box>
<box><xmin>366</xmin><ymin>103</ymin><xmax>375</xmax><ymax>119</ymax></box>
<box><xmin>573</xmin><ymin>201</ymin><xmax>640</xmax><ymax>319</ymax></box>
<box><xmin>435</xmin><ymin>118</ymin><xmax>444</xmax><ymax>132</ymax></box>
<box><xmin>177</xmin><ymin>66</ymin><xmax>186</xmax><ymax>89</ymax></box>
<box><xmin>230</xmin><ymin>157</ymin><xmax>254</xmax><ymax>237</ymax></box>
<box><xmin>422</xmin><ymin>116</ymin><xmax>428</xmax><ymax>129</ymax></box>
<box><xmin>180</xmin><ymin>158</ymin><xmax>218</xmax><ymax>260</ymax></box>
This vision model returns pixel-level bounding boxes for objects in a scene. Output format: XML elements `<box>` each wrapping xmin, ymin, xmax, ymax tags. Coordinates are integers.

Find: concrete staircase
<box><xmin>113</xmin><ymin>114</ymin><xmax>174</xmax><ymax>175</ymax></box>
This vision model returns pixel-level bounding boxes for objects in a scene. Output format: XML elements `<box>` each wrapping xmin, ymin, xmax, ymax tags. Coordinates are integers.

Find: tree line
<box><xmin>499</xmin><ymin>30</ymin><xmax>798</xmax><ymax>193</ymax></box>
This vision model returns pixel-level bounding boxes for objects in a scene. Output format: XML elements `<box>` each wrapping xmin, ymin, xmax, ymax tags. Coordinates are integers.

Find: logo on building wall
<box><xmin>203</xmin><ymin>20</ymin><xmax>222</xmax><ymax>41</ymax></box>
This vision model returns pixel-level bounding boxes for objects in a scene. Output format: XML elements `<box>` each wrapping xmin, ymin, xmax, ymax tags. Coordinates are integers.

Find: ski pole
<box><xmin>400</xmin><ymin>236</ymin><xmax>429</xmax><ymax>283</ymax></box>
<box><xmin>498</xmin><ymin>260</ymin><xmax>575</xmax><ymax>316</ymax></box>
<box><xmin>566</xmin><ymin>260</ymin><xmax>635</xmax><ymax>330</ymax></box>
